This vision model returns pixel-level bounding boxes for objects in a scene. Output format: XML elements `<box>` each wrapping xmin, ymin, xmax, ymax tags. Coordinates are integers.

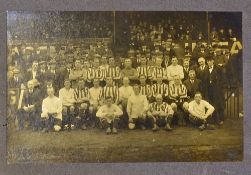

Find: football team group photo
<box><xmin>7</xmin><ymin>11</ymin><xmax>243</xmax><ymax>163</ymax></box>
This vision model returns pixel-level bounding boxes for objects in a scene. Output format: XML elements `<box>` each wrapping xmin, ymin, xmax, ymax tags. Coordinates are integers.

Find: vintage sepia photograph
<box><xmin>6</xmin><ymin>11</ymin><xmax>243</xmax><ymax>163</ymax></box>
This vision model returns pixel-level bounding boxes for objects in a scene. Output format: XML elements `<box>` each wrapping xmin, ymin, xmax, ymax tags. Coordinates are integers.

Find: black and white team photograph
<box><xmin>6</xmin><ymin>11</ymin><xmax>243</xmax><ymax>163</ymax></box>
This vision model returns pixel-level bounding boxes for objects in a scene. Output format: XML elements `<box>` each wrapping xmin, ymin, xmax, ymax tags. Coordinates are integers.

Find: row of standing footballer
<box><xmin>8</xmin><ymin>56</ymin><xmax>225</xmax><ymax>134</ymax></box>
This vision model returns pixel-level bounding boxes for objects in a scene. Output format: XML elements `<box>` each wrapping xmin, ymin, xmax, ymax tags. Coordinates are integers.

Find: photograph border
<box><xmin>0</xmin><ymin>0</ymin><xmax>250</xmax><ymax>175</ymax></box>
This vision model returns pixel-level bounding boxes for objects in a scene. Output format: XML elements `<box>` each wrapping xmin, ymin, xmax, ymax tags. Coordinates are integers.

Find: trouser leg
<box><xmin>176</xmin><ymin>109</ymin><xmax>185</xmax><ymax>126</ymax></box>
<box><xmin>17</xmin><ymin>109</ymin><xmax>24</xmax><ymax>130</ymax></box>
<box><xmin>89</xmin><ymin>105</ymin><xmax>97</xmax><ymax>127</ymax></box>
<box><xmin>138</xmin><ymin>115</ymin><xmax>146</xmax><ymax>129</ymax></box>
<box><xmin>34</xmin><ymin>111</ymin><xmax>40</xmax><ymax>130</ymax></box>
<box><xmin>218</xmin><ymin>108</ymin><xmax>224</xmax><ymax>122</ymax></box>
<box><xmin>148</xmin><ymin>115</ymin><xmax>156</xmax><ymax>128</ymax></box>
<box><xmin>62</xmin><ymin>106</ymin><xmax>68</xmax><ymax>129</ymax></box>
<box><xmin>166</xmin><ymin>114</ymin><xmax>173</xmax><ymax>125</ymax></box>
<box><xmin>30</xmin><ymin>110</ymin><xmax>37</xmax><ymax>130</ymax></box>
<box><xmin>188</xmin><ymin>114</ymin><xmax>206</xmax><ymax>126</ymax></box>
<box><xmin>47</xmin><ymin>114</ymin><xmax>54</xmax><ymax>131</ymax></box>
<box><xmin>100</xmin><ymin>118</ymin><xmax>111</xmax><ymax>129</ymax></box>
<box><xmin>112</xmin><ymin>117</ymin><xmax>120</xmax><ymax>129</ymax></box>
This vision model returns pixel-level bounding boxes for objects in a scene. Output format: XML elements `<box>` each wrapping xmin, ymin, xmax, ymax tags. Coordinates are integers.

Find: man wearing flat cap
<box><xmin>8</xmin><ymin>68</ymin><xmax>24</xmax><ymax>89</ymax></box>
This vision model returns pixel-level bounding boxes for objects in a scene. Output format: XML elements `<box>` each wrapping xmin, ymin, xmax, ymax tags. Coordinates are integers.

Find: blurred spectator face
<box><xmin>32</xmin><ymin>61</ymin><xmax>39</xmax><ymax>70</ymax></box>
<box><xmin>105</xmin><ymin>96</ymin><xmax>113</xmax><ymax>107</ymax></box>
<box><xmin>108</xmin><ymin>57</ymin><xmax>115</xmax><ymax>66</ymax></box>
<box><xmin>142</xmin><ymin>45</ymin><xmax>147</xmax><ymax>51</ymax></box>
<box><xmin>122</xmin><ymin>77</ymin><xmax>130</xmax><ymax>86</ymax></box>
<box><xmin>198</xmin><ymin>32</ymin><xmax>203</xmax><ymax>39</ymax></box>
<box><xmin>156</xmin><ymin>57</ymin><xmax>162</xmax><ymax>66</ymax></box>
<box><xmin>136</xmin><ymin>52</ymin><xmax>141</xmax><ymax>59</ymax></box>
<box><xmin>83</xmin><ymin>61</ymin><xmax>89</xmax><ymax>68</ymax></box>
<box><xmin>75</xmin><ymin>60</ymin><xmax>82</xmax><ymax>69</ymax></box>
<box><xmin>228</xmin><ymin>28</ymin><xmax>232</xmax><ymax>34</ymax></box>
<box><xmin>198</xmin><ymin>57</ymin><xmax>205</xmax><ymax>66</ymax></box>
<box><xmin>185</xmin><ymin>35</ymin><xmax>190</xmax><ymax>40</ymax></box>
<box><xmin>188</xmin><ymin>70</ymin><xmax>196</xmax><ymax>80</ymax></box>
<box><xmin>171</xmin><ymin>57</ymin><xmax>178</xmax><ymax>66</ymax></box>
<box><xmin>8</xmin><ymin>70</ymin><xmax>14</xmax><ymax>79</ymax></box>
<box><xmin>200</xmin><ymin>46</ymin><xmax>205</xmax><ymax>52</ymax></box>
<box><xmin>194</xmin><ymin>93</ymin><xmax>202</xmax><ymax>104</ymax></box>
<box><xmin>46</xmin><ymin>79</ymin><xmax>53</xmax><ymax>86</ymax></box>
<box><xmin>140</xmin><ymin>35</ymin><xmax>145</xmax><ymax>41</ymax></box>
<box><xmin>64</xmin><ymin>81</ymin><xmax>71</xmax><ymax>89</ymax></box>
<box><xmin>12</xmin><ymin>67</ymin><xmax>19</xmax><ymax>75</ymax></box>
<box><xmin>183</xmin><ymin>60</ymin><xmax>190</xmax><ymax>68</ymax></box>
<box><xmin>93</xmin><ymin>59</ymin><xmax>100</xmax><ymax>68</ymax></box>
<box><xmin>207</xmin><ymin>59</ymin><xmax>214</xmax><ymax>67</ymax></box>
<box><xmin>220</xmin><ymin>29</ymin><xmax>224</xmax><ymax>33</ymax></box>
<box><xmin>140</xmin><ymin>57</ymin><xmax>147</xmax><ymax>66</ymax></box>
<box><xmin>76</xmin><ymin>47</ymin><xmax>81</xmax><ymax>52</ymax></box>
<box><xmin>150</xmin><ymin>35</ymin><xmax>155</xmax><ymax>41</ymax></box>
<box><xmin>101</xmin><ymin>57</ymin><xmax>107</xmax><ymax>65</ymax></box>
<box><xmin>66</xmin><ymin>62</ymin><xmax>72</xmax><ymax>69</ymax></box>
<box><xmin>156</xmin><ymin>76</ymin><xmax>162</xmax><ymax>84</ymax></box>
<box><xmin>40</xmin><ymin>63</ymin><xmax>46</xmax><ymax>70</ymax></box>
<box><xmin>50</xmin><ymin>63</ymin><xmax>56</xmax><ymax>70</ymax></box>
<box><xmin>106</xmin><ymin>77</ymin><xmax>113</xmax><ymax>86</ymax></box>
<box><xmin>27</xmin><ymin>81</ymin><xmax>34</xmax><ymax>90</ymax></box>
<box><xmin>156</xmin><ymin>95</ymin><xmax>163</xmax><ymax>104</ymax></box>
<box><xmin>47</xmin><ymin>88</ymin><xmax>55</xmax><ymax>97</ymax></box>
<box><xmin>139</xmin><ymin>75</ymin><xmax>146</xmax><ymax>85</ymax></box>
<box><xmin>78</xmin><ymin>79</ymin><xmax>85</xmax><ymax>88</ymax></box>
<box><xmin>133</xmin><ymin>85</ymin><xmax>140</xmax><ymax>95</ymax></box>
<box><xmin>167</xmin><ymin>33</ymin><xmax>172</xmax><ymax>39</ymax></box>
<box><xmin>93</xmin><ymin>79</ymin><xmax>100</xmax><ymax>87</ymax></box>
<box><xmin>124</xmin><ymin>59</ymin><xmax>132</xmax><ymax>68</ymax></box>
<box><xmin>146</xmin><ymin>53</ymin><xmax>151</xmax><ymax>59</ymax></box>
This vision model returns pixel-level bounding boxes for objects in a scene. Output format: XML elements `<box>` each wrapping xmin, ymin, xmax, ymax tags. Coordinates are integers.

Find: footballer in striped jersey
<box><xmin>73</xmin><ymin>78</ymin><xmax>91</xmax><ymax>130</ymax></box>
<box><xmin>139</xmin><ymin>74</ymin><xmax>152</xmax><ymax>100</ymax></box>
<box><xmin>168</xmin><ymin>75</ymin><xmax>188</xmax><ymax>126</ymax></box>
<box><xmin>151</xmin><ymin>75</ymin><xmax>169</xmax><ymax>100</ymax></box>
<box><xmin>136</xmin><ymin>55</ymin><xmax>152</xmax><ymax>80</ymax></box>
<box><xmin>148</xmin><ymin>94</ymin><xmax>174</xmax><ymax>131</ymax></box>
<box><xmin>151</xmin><ymin>57</ymin><xmax>167</xmax><ymax>81</ymax></box>
<box><xmin>101</xmin><ymin>77</ymin><xmax>119</xmax><ymax>105</ymax></box>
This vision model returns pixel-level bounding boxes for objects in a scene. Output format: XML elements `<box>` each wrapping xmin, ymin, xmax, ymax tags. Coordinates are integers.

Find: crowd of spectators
<box><xmin>7</xmin><ymin>12</ymin><xmax>113</xmax><ymax>41</ymax></box>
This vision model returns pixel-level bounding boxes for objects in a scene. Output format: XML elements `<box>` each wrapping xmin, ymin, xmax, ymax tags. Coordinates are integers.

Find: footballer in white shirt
<box><xmin>186</xmin><ymin>92</ymin><xmax>215</xmax><ymax>131</ymax></box>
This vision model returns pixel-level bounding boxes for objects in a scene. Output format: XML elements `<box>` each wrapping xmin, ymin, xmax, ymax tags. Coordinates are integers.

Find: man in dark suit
<box><xmin>60</xmin><ymin>59</ymin><xmax>73</xmax><ymax>85</ymax></box>
<box><xmin>24</xmin><ymin>60</ymin><xmax>40</xmax><ymax>83</ymax></box>
<box><xmin>38</xmin><ymin>60</ymin><xmax>48</xmax><ymax>84</ymax></box>
<box><xmin>45</xmin><ymin>59</ymin><xmax>61</xmax><ymax>94</ymax></box>
<box><xmin>18</xmin><ymin>80</ymin><xmax>42</xmax><ymax>131</ymax></box>
<box><xmin>196</xmin><ymin>57</ymin><xmax>210</xmax><ymax>100</ymax></box>
<box><xmin>183</xmin><ymin>59</ymin><xmax>191</xmax><ymax>81</ymax></box>
<box><xmin>183</xmin><ymin>70</ymin><xmax>202</xmax><ymax>100</ymax></box>
<box><xmin>8</xmin><ymin>68</ymin><xmax>24</xmax><ymax>89</ymax></box>
<box><xmin>207</xmin><ymin>56</ymin><xmax>225</xmax><ymax>125</ymax></box>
